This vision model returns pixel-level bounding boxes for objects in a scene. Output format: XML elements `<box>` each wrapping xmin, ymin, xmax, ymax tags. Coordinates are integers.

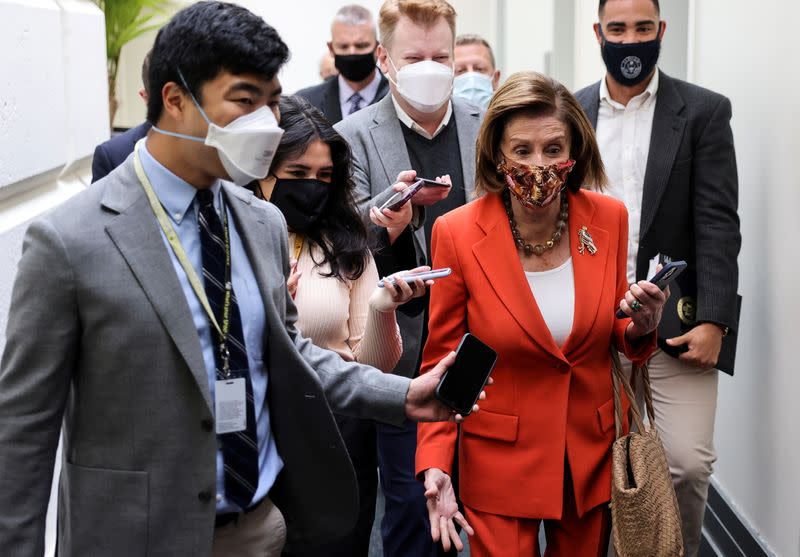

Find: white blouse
<box><xmin>524</xmin><ymin>258</ymin><xmax>575</xmax><ymax>347</ymax></box>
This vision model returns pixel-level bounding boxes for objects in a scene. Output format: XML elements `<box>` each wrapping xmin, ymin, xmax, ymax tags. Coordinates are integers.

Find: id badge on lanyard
<box><xmin>133</xmin><ymin>139</ymin><xmax>247</xmax><ymax>434</ymax></box>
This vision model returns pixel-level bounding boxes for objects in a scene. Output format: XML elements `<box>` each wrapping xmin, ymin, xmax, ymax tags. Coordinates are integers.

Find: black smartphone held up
<box><xmin>419</xmin><ymin>177</ymin><xmax>450</xmax><ymax>188</ymax></box>
<box><xmin>379</xmin><ymin>179</ymin><xmax>425</xmax><ymax>212</ymax></box>
<box><xmin>435</xmin><ymin>333</ymin><xmax>497</xmax><ymax>416</ymax></box>
<box><xmin>616</xmin><ymin>260</ymin><xmax>688</xmax><ymax>318</ymax></box>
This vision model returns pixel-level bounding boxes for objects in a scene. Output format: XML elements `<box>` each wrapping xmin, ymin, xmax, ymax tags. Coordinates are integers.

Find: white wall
<box><xmin>689</xmin><ymin>1</ymin><xmax>800</xmax><ymax>555</ymax></box>
<box><xmin>0</xmin><ymin>1</ymin><xmax>106</xmax><ymax>555</ymax></box>
<box><xmin>0</xmin><ymin>0</ymin><xmax>106</xmax><ymax>335</ymax></box>
<box><xmin>572</xmin><ymin>0</ymin><xmax>606</xmax><ymax>89</ymax></box>
<box><xmin>1</xmin><ymin>0</ymin><xmax>66</xmax><ymax>189</ymax></box>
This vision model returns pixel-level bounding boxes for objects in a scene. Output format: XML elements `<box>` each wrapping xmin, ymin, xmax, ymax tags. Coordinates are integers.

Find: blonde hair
<box><xmin>474</xmin><ymin>71</ymin><xmax>607</xmax><ymax>196</ymax></box>
<box><xmin>378</xmin><ymin>0</ymin><xmax>457</xmax><ymax>50</ymax></box>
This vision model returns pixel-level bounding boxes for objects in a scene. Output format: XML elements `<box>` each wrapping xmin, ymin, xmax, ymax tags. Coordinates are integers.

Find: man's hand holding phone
<box><xmin>404</xmin><ymin>350</ymin><xmax>493</xmax><ymax>423</ymax></box>
<box><xmin>370</xmin><ymin>170</ymin><xmax>417</xmax><ymax>244</ymax></box>
<box><xmin>411</xmin><ymin>174</ymin><xmax>452</xmax><ymax>206</ymax></box>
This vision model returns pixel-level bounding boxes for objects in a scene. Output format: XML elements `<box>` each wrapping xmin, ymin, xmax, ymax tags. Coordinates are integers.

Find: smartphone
<box><xmin>435</xmin><ymin>333</ymin><xmax>497</xmax><ymax>416</ymax></box>
<box><xmin>377</xmin><ymin>267</ymin><xmax>452</xmax><ymax>288</ymax></box>
<box><xmin>419</xmin><ymin>178</ymin><xmax>450</xmax><ymax>188</ymax></box>
<box><xmin>616</xmin><ymin>260</ymin><xmax>688</xmax><ymax>318</ymax></box>
<box><xmin>379</xmin><ymin>179</ymin><xmax>425</xmax><ymax>212</ymax></box>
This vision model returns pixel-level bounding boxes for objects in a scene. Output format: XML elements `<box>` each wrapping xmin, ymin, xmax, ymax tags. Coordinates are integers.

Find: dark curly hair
<box><xmin>250</xmin><ymin>95</ymin><xmax>370</xmax><ymax>282</ymax></box>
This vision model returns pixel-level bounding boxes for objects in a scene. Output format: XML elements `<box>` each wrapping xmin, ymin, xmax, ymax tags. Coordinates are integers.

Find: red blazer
<box><xmin>416</xmin><ymin>190</ymin><xmax>656</xmax><ymax>519</ymax></box>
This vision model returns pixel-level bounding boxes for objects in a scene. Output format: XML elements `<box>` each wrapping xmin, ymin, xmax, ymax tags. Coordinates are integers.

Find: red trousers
<box><xmin>464</xmin><ymin>468</ymin><xmax>611</xmax><ymax>557</ymax></box>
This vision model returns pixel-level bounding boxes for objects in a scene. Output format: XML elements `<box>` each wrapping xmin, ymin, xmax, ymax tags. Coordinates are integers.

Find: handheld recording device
<box><xmin>616</xmin><ymin>260</ymin><xmax>688</xmax><ymax>318</ymax></box>
<box><xmin>379</xmin><ymin>179</ymin><xmax>425</xmax><ymax>212</ymax></box>
<box><xmin>435</xmin><ymin>333</ymin><xmax>497</xmax><ymax>416</ymax></box>
<box><xmin>378</xmin><ymin>268</ymin><xmax>452</xmax><ymax>288</ymax></box>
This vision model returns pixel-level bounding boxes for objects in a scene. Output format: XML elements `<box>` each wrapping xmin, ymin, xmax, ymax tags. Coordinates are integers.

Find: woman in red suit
<box><xmin>416</xmin><ymin>72</ymin><xmax>667</xmax><ymax>556</ymax></box>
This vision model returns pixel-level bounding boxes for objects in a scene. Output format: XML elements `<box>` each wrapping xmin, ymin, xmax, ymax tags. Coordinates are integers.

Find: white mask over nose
<box><xmin>386</xmin><ymin>54</ymin><xmax>454</xmax><ymax>113</ymax></box>
<box><xmin>151</xmin><ymin>69</ymin><xmax>284</xmax><ymax>186</ymax></box>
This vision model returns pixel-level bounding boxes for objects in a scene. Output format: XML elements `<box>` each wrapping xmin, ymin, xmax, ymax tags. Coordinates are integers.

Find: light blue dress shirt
<box><xmin>338</xmin><ymin>71</ymin><xmax>382</xmax><ymax>117</ymax></box>
<box><xmin>140</xmin><ymin>142</ymin><xmax>283</xmax><ymax>513</ymax></box>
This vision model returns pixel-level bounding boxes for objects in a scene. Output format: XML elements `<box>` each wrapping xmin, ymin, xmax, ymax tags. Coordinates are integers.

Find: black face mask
<box><xmin>599</xmin><ymin>24</ymin><xmax>662</xmax><ymax>86</ymax></box>
<box><xmin>334</xmin><ymin>50</ymin><xmax>377</xmax><ymax>82</ymax></box>
<box><xmin>269</xmin><ymin>178</ymin><xmax>331</xmax><ymax>232</ymax></box>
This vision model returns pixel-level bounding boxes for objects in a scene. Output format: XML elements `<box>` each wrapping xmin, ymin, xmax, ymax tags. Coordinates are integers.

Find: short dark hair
<box><xmin>248</xmin><ymin>96</ymin><xmax>371</xmax><ymax>282</ymax></box>
<box><xmin>146</xmin><ymin>1</ymin><xmax>289</xmax><ymax>124</ymax></box>
<box><xmin>598</xmin><ymin>0</ymin><xmax>660</xmax><ymax>15</ymax></box>
<box><xmin>455</xmin><ymin>33</ymin><xmax>496</xmax><ymax>68</ymax></box>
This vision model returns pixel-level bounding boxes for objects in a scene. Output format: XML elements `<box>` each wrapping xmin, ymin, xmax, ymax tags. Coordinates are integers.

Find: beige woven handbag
<box><xmin>610</xmin><ymin>349</ymin><xmax>684</xmax><ymax>557</ymax></box>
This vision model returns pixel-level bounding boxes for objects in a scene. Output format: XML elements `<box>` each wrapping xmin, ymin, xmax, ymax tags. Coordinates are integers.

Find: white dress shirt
<box><xmin>339</xmin><ymin>71</ymin><xmax>382</xmax><ymax>117</ymax></box>
<box><xmin>596</xmin><ymin>70</ymin><xmax>659</xmax><ymax>284</ymax></box>
<box><xmin>391</xmin><ymin>94</ymin><xmax>453</xmax><ymax>140</ymax></box>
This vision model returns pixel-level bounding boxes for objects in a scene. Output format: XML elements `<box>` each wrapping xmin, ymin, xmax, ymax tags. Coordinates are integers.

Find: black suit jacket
<box><xmin>91</xmin><ymin>122</ymin><xmax>151</xmax><ymax>183</ymax></box>
<box><xmin>295</xmin><ymin>73</ymin><xmax>390</xmax><ymax>124</ymax></box>
<box><xmin>576</xmin><ymin>71</ymin><xmax>742</xmax><ymax>373</ymax></box>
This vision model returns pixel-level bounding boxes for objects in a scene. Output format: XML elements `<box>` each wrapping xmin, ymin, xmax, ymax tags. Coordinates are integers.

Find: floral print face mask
<box><xmin>497</xmin><ymin>158</ymin><xmax>576</xmax><ymax>208</ymax></box>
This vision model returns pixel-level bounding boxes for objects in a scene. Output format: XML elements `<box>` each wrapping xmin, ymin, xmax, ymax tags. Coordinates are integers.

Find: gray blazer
<box><xmin>0</xmin><ymin>156</ymin><xmax>412</xmax><ymax>556</ymax></box>
<box><xmin>575</xmin><ymin>71</ymin><xmax>741</xmax><ymax>372</ymax></box>
<box><xmin>335</xmin><ymin>95</ymin><xmax>483</xmax><ymax>377</ymax></box>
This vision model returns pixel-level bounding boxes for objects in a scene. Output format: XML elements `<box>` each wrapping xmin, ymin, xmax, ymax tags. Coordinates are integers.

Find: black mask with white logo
<box><xmin>334</xmin><ymin>51</ymin><xmax>377</xmax><ymax>82</ymax></box>
<box><xmin>599</xmin><ymin>23</ymin><xmax>662</xmax><ymax>86</ymax></box>
<box><xmin>269</xmin><ymin>178</ymin><xmax>331</xmax><ymax>232</ymax></box>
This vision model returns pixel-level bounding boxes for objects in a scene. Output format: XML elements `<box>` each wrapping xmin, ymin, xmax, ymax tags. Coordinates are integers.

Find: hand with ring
<box><xmin>620</xmin><ymin>276</ymin><xmax>669</xmax><ymax>340</ymax></box>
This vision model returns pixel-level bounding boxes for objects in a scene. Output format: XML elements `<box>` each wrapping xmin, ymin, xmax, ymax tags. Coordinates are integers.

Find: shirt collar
<box><xmin>139</xmin><ymin>139</ymin><xmax>222</xmax><ymax>225</ymax></box>
<box><xmin>338</xmin><ymin>70</ymin><xmax>382</xmax><ymax>107</ymax></box>
<box><xmin>599</xmin><ymin>68</ymin><xmax>660</xmax><ymax>110</ymax></box>
<box><xmin>391</xmin><ymin>94</ymin><xmax>453</xmax><ymax>140</ymax></box>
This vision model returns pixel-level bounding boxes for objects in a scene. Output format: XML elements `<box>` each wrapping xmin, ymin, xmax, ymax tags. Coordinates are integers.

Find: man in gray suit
<box><xmin>335</xmin><ymin>1</ymin><xmax>483</xmax><ymax>555</ymax></box>
<box><xmin>575</xmin><ymin>1</ymin><xmax>741</xmax><ymax>555</ymax></box>
<box><xmin>0</xmin><ymin>4</ymin><xmax>472</xmax><ymax>557</ymax></box>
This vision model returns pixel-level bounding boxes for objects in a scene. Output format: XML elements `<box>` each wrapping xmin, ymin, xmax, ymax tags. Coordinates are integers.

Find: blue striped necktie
<box><xmin>348</xmin><ymin>92</ymin><xmax>364</xmax><ymax>114</ymax></box>
<box><xmin>196</xmin><ymin>188</ymin><xmax>259</xmax><ymax>510</ymax></box>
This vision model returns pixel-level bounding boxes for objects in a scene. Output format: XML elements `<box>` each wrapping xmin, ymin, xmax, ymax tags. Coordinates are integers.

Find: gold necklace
<box><xmin>504</xmin><ymin>192</ymin><xmax>568</xmax><ymax>257</ymax></box>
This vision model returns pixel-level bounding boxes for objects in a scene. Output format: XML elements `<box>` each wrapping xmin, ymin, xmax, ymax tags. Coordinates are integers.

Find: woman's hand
<box><xmin>369</xmin><ymin>266</ymin><xmax>431</xmax><ymax>313</ymax></box>
<box><xmin>621</xmin><ymin>278</ymin><xmax>669</xmax><ymax>340</ymax></box>
<box><xmin>423</xmin><ymin>468</ymin><xmax>474</xmax><ymax>552</ymax></box>
<box><xmin>370</xmin><ymin>171</ymin><xmax>417</xmax><ymax>244</ymax></box>
<box><xmin>287</xmin><ymin>259</ymin><xmax>301</xmax><ymax>299</ymax></box>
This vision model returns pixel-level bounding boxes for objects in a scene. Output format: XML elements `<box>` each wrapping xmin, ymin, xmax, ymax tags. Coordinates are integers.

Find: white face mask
<box><xmin>152</xmin><ymin>70</ymin><xmax>284</xmax><ymax>186</ymax></box>
<box><xmin>453</xmin><ymin>71</ymin><xmax>494</xmax><ymax>109</ymax></box>
<box><xmin>386</xmin><ymin>54</ymin><xmax>454</xmax><ymax>113</ymax></box>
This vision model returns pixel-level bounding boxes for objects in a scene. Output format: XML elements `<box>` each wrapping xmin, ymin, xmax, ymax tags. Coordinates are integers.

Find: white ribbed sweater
<box><xmin>290</xmin><ymin>233</ymin><xmax>403</xmax><ymax>372</ymax></box>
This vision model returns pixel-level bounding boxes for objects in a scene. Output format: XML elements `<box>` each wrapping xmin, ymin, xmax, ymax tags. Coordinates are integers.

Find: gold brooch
<box><xmin>577</xmin><ymin>226</ymin><xmax>597</xmax><ymax>255</ymax></box>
